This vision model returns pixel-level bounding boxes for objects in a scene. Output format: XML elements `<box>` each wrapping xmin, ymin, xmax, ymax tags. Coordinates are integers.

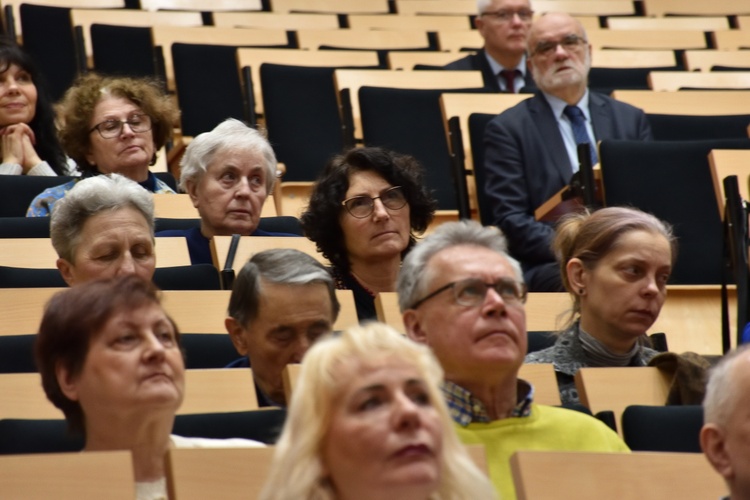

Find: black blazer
<box><xmin>483</xmin><ymin>91</ymin><xmax>652</xmax><ymax>269</ymax></box>
<box><xmin>443</xmin><ymin>49</ymin><xmax>536</xmax><ymax>93</ymax></box>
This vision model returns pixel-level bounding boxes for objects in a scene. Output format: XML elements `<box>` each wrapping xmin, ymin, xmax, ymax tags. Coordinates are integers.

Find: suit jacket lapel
<box><xmin>529</xmin><ymin>93</ymin><xmax>574</xmax><ymax>183</ymax></box>
<box><xmin>589</xmin><ymin>92</ymin><xmax>614</xmax><ymax>141</ymax></box>
<box><xmin>476</xmin><ymin>49</ymin><xmax>502</xmax><ymax>92</ymax></box>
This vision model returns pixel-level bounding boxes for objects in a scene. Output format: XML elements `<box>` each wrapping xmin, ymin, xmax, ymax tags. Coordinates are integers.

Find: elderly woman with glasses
<box><xmin>301</xmin><ymin>147</ymin><xmax>437</xmax><ymax>321</ymax></box>
<box><xmin>27</xmin><ymin>73</ymin><xmax>179</xmax><ymax>217</ymax></box>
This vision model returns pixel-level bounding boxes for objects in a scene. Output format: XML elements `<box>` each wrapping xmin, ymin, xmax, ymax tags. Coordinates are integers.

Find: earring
<box><xmin>578</xmin><ymin>288</ymin><xmax>585</xmax><ymax>295</ymax></box>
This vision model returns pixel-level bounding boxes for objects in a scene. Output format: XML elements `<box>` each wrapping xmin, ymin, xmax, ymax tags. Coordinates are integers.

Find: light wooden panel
<box><xmin>296</xmin><ymin>28</ymin><xmax>433</xmax><ymax>50</ymax></box>
<box><xmin>0</xmin><ymin>372</ymin><xmax>64</xmax><ymax>418</ymax></box>
<box><xmin>518</xmin><ymin>363</ymin><xmax>561</xmax><ymax>406</ymax></box>
<box><xmin>213</xmin><ymin>11</ymin><xmax>340</xmax><ymax>29</ymax></box>
<box><xmin>0</xmin><ymin>368</ymin><xmax>259</xmax><ymax>418</ymax></box>
<box><xmin>334</xmin><ymin>69</ymin><xmax>484</xmax><ymax>139</ymax></box>
<box><xmin>140</xmin><ymin>0</ymin><xmax>262</xmax><ymax>11</ymax></box>
<box><xmin>271</xmin><ymin>0</ymin><xmax>390</xmax><ymax>14</ymax></box>
<box><xmin>713</xmin><ymin>30</ymin><xmax>750</xmax><ymax>50</ymax></box>
<box><xmin>575</xmin><ymin>366</ymin><xmax>670</xmax><ymax>434</ymax></box>
<box><xmin>153</xmin><ymin>193</ymin><xmax>276</xmax><ymax>219</ymax></box>
<box><xmin>437</xmin><ymin>29</ymin><xmax>483</xmax><ymax>51</ymax></box>
<box><xmin>523</xmin><ymin>292</ymin><xmax>572</xmax><ymax>332</ymax></box>
<box><xmin>334</xmin><ymin>289</ymin><xmax>359</xmax><ymax>331</ymax></box>
<box><xmin>642</xmin><ymin>0</ymin><xmax>750</xmax><ymax>16</ymax></box>
<box><xmin>167</xmin><ymin>447</ymin><xmax>276</xmax><ymax>500</ymax></box>
<box><xmin>211</xmin><ymin>235</ymin><xmax>326</xmax><ymax>270</ymax></box>
<box><xmin>587</xmin><ymin>29</ymin><xmax>708</xmax><ymax>50</ymax></box>
<box><xmin>181</xmin><ymin>368</ymin><xmax>258</xmax><ymax>413</ymax></box>
<box><xmin>607</xmin><ymin>16</ymin><xmax>730</xmax><ymax>31</ymax></box>
<box><xmin>649</xmin><ymin>71</ymin><xmax>750</xmax><ymax>91</ymax></box>
<box><xmin>511</xmin><ymin>451</ymin><xmax>727</xmax><ymax>500</ymax></box>
<box><xmin>0</xmin><ymin>237</ymin><xmax>187</xmax><ymax>269</ymax></box>
<box><xmin>651</xmin><ymin>286</ymin><xmax>736</xmax><ymax>355</ymax></box>
<box><xmin>0</xmin><ymin>288</ymin><xmax>231</xmax><ymax>338</ymax></box>
<box><xmin>0</xmin><ymin>451</ymin><xmax>136</xmax><ymax>499</ymax></box>
<box><xmin>278</xmin><ymin>181</ymin><xmax>313</xmax><ymax>218</ymax></box>
<box><xmin>396</xmin><ymin>0</ymin><xmax>475</xmax><ymax>15</ymax></box>
<box><xmin>592</xmin><ymin>49</ymin><xmax>677</xmax><ymax>68</ymax></box>
<box><xmin>612</xmin><ymin>90</ymin><xmax>750</xmax><ymax>115</ymax></box>
<box><xmin>388</xmin><ymin>51</ymin><xmax>473</xmax><ymax>69</ymax></box>
<box><xmin>161</xmin><ymin>290</ymin><xmax>231</xmax><ymax>334</ymax></box>
<box><xmin>533</xmin><ymin>0</ymin><xmax>635</xmax><ymax>15</ymax></box>
<box><xmin>375</xmin><ymin>291</ymin><xmax>403</xmax><ymax>333</ymax></box>
<box><xmin>739</xmin><ymin>15</ymin><xmax>750</xmax><ymax>29</ymax></box>
<box><xmin>709</xmin><ymin>149</ymin><xmax>750</xmax><ymax>220</ymax></box>
<box><xmin>349</xmin><ymin>13</ymin><xmax>471</xmax><ymax>30</ymax></box>
<box><xmin>684</xmin><ymin>50</ymin><xmax>750</xmax><ymax>71</ymax></box>
<box><xmin>236</xmin><ymin>48</ymin><xmax>379</xmax><ymax>115</ymax></box>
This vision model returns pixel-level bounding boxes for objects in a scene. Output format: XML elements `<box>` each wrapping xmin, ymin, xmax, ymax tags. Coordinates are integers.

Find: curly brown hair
<box><xmin>58</xmin><ymin>73</ymin><xmax>179</xmax><ymax>174</ymax></box>
<box><xmin>300</xmin><ymin>147</ymin><xmax>437</xmax><ymax>273</ymax></box>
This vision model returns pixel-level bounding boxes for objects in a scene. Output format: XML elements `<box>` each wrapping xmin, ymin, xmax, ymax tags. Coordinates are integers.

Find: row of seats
<box><xmin>0</xmin><ymin>446</ymin><xmax>721</xmax><ymax>498</ymax></box>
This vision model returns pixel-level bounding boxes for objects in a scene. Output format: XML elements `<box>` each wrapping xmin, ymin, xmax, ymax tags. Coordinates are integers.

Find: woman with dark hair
<box><xmin>35</xmin><ymin>275</ymin><xmax>263</xmax><ymax>499</ymax></box>
<box><xmin>0</xmin><ymin>37</ymin><xmax>69</xmax><ymax>176</ymax></box>
<box><xmin>525</xmin><ymin>206</ymin><xmax>677</xmax><ymax>405</ymax></box>
<box><xmin>27</xmin><ymin>73</ymin><xmax>179</xmax><ymax>217</ymax></box>
<box><xmin>301</xmin><ymin>147</ymin><xmax>437</xmax><ymax>321</ymax></box>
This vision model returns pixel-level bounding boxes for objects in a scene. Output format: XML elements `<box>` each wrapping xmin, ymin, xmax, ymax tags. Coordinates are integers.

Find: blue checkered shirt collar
<box><xmin>441</xmin><ymin>378</ymin><xmax>535</xmax><ymax>426</ymax></box>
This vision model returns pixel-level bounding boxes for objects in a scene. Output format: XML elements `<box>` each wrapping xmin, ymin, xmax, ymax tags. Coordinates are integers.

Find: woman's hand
<box><xmin>0</xmin><ymin>124</ymin><xmax>41</xmax><ymax>174</ymax></box>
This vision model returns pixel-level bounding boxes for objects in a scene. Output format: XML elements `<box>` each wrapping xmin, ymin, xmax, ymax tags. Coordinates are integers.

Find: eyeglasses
<box><xmin>531</xmin><ymin>34</ymin><xmax>588</xmax><ymax>58</ymax></box>
<box><xmin>90</xmin><ymin>114</ymin><xmax>153</xmax><ymax>139</ymax></box>
<box><xmin>480</xmin><ymin>9</ymin><xmax>534</xmax><ymax>22</ymax></box>
<box><xmin>410</xmin><ymin>277</ymin><xmax>527</xmax><ymax>309</ymax></box>
<box><xmin>341</xmin><ymin>186</ymin><xmax>407</xmax><ymax>218</ymax></box>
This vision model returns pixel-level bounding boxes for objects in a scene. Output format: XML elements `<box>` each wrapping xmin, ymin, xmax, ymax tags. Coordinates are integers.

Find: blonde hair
<box><xmin>259</xmin><ymin>322</ymin><xmax>496</xmax><ymax>500</ymax></box>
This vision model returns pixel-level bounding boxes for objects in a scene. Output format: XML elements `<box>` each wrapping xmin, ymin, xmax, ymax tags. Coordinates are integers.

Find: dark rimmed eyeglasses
<box><xmin>341</xmin><ymin>186</ymin><xmax>407</xmax><ymax>219</ymax></box>
<box><xmin>480</xmin><ymin>9</ymin><xmax>534</xmax><ymax>22</ymax></box>
<box><xmin>410</xmin><ymin>277</ymin><xmax>527</xmax><ymax>309</ymax></box>
<box><xmin>531</xmin><ymin>34</ymin><xmax>588</xmax><ymax>58</ymax></box>
<box><xmin>89</xmin><ymin>114</ymin><xmax>153</xmax><ymax>139</ymax></box>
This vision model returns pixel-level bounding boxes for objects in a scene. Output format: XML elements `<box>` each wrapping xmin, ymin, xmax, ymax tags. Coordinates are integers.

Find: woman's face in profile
<box><xmin>576</xmin><ymin>229</ymin><xmax>672</xmax><ymax>340</ymax></box>
<box><xmin>57</xmin><ymin>302</ymin><xmax>185</xmax><ymax>420</ymax></box>
<box><xmin>322</xmin><ymin>358</ymin><xmax>442</xmax><ymax>500</ymax></box>
<box><xmin>0</xmin><ymin>62</ymin><xmax>37</xmax><ymax>127</ymax></box>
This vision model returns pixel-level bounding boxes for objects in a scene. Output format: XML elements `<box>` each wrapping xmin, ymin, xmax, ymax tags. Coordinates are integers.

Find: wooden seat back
<box><xmin>0</xmin><ymin>450</ymin><xmax>136</xmax><ymax>499</ymax></box>
<box><xmin>511</xmin><ymin>450</ymin><xmax>727</xmax><ymax>500</ymax></box>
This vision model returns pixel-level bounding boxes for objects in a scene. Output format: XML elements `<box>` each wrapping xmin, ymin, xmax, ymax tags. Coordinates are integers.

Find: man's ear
<box><xmin>55</xmin><ymin>362</ymin><xmax>80</xmax><ymax>402</ymax></box>
<box><xmin>225</xmin><ymin>317</ymin><xmax>249</xmax><ymax>356</ymax></box>
<box><xmin>700</xmin><ymin>424</ymin><xmax>733</xmax><ymax>480</ymax></box>
<box><xmin>403</xmin><ymin>309</ymin><xmax>428</xmax><ymax>345</ymax></box>
<box><xmin>185</xmin><ymin>179</ymin><xmax>200</xmax><ymax>208</ymax></box>
<box><xmin>56</xmin><ymin>258</ymin><xmax>76</xmax><ymax>286</ymax></box>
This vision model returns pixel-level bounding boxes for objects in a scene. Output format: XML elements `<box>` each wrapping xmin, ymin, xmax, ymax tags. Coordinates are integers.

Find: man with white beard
<box><xmin>482</xmin><ymin>12</ymin><xmax>652</xmax><ymax>292</ymax></box>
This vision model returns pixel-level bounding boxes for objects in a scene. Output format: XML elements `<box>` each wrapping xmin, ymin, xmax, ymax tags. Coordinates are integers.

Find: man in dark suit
<box><xmin>483</xmin><ymin>12</ymin><xmax>652</xmax><ymax>291</ymax></box>
<box><xmin>444</xmin><ymin>0</ymin><xmax>535</xmax><ymax>93</ymax></box>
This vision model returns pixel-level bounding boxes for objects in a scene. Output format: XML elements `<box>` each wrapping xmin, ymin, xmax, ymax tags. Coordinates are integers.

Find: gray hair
<box><xmin>227</xmin><ymin>248</ymin><xmax>340</xmax><ymax>327</ymax></box>
<box><xmin>179</xmin><ymin>118</ymin><xmax>277</xmax><ymax>193</ymax></box>
<box><xmin>476</xmin><ymin>0</ymin><xmax>492</xmax><ymax>14</ymax></box>
<box><xmin>397</xmin><ymin>220</ymin><xmax>521</xmax><ymax>312</ymax></box>
<box><xmin>50</xmin><ymin>174</ymin><xmax>155</xmax><ymax>262</ymax></box>
<box><xmin>703</xmin><ymin>344</ymin><xmax>750</xmax><ymax>427</ymax></box>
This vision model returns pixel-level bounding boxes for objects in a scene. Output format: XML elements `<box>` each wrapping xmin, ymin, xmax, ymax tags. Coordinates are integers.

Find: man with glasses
<box><xmin>397</xmin><ymin>220</ymin><xmax>628</xmax><ymax>500</ymax></box>
<box><xmin>444</xmin><ymin>0</ymin><xmax>535</xmax><ymax>93</ymax></box>
<box><xmin>482</xmin><ymin>12</ymin><xmax>652</xmax><ymax>293</ymax></box>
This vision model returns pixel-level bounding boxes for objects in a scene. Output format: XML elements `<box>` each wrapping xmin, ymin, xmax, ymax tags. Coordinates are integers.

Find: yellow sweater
<box><xmin>455</xmin><ymin>403</ymin><xmax>630</xmax><ymax>500</ymax></box>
